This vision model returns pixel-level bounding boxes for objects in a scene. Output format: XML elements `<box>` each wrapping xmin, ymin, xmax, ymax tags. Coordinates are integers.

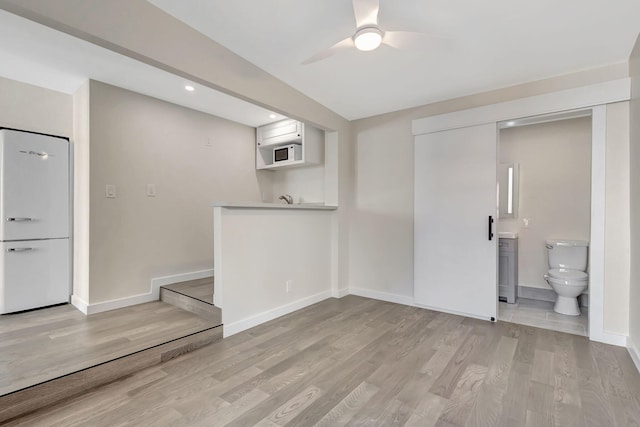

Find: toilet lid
<box><xmin>548</xmin><ymin>268</ymin><xmax>588</xmax><ymax>281</ymax></box>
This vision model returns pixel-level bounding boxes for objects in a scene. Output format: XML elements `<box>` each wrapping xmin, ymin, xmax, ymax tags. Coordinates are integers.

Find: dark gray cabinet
<box><xmin>498</xmin><ymin>237</ymin><xmax>518</xmax><ymax>303</ymax></box>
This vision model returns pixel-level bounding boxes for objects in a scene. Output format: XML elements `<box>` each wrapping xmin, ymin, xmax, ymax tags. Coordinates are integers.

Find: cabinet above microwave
<box><xmin>256</xmin><ymin>119</ymin><xmax>324</xmax><ymax>170</ymax></box>
<box><xmin>257</xmin><ymin>119</ymin><xmax>302</xmax><ymax>147</ymax></box>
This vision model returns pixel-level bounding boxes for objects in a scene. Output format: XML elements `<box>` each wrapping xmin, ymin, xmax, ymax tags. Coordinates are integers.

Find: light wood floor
<box><xmin>162</xmin><ymin>278</ymin><xmax>214</xmax><ymax>305</ymax></box>
<box><xmin>9</xmin><ymin>296</ymin><xmax>640</xmax><ymax>426</ymax></box>
<box><xmin>0</xmin><ymin>301</ymin><xmax>218</xmax><ymax>396</ymax></box>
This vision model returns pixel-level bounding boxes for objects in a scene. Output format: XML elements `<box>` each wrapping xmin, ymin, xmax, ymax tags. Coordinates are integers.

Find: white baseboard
<box><xmin>332</xmin><ymin>288</ymin><xmax>349</xmax><ymax>298</ymax></box>
<box><xmin>348</xmin><ymin>287</ymin><xmax>415</xmax><ymax>307</ymax></box>
<box><xmin>71</xmin><ymin>295</ymin><xmax>88</xmax><ymax>314</ymax></box>
<box><xmin>223</xmin><ymin>290</ymin><xmax>332</xmax><ymax>338</ymax></box>
<box><xmin>150</xmin><ymin>269</ymin><xmax>214</xmax><ymax>292</ymax></box>
<box><xmin>73</xmin><ymin>269</ymin><xmax>214</xmax><ymax>315</ymax></box>
<box><xmin>589</xmin><ymin>330</ymin><xmax>628</xmax><ymax>347</ymax></box>
<box><xmin>628</xmin><ymin>338</ymin><xmax>640</xmax><ymax>374</ymax></box>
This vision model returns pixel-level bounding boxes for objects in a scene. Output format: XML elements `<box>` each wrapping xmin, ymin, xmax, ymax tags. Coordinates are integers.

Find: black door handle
<box><xmin>488</xmin><ymin>215</ymin><xmax>494</xmax><ymax>241</ymax></box>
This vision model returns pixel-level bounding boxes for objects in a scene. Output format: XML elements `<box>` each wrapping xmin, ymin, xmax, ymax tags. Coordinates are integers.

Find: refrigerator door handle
<box><xmin>7</xmin><ymin>247</ymin><xmax>34</xmax><ymax>252</ymax></box>
<box><xmin>6</xmin><ymin>217</ymin><xmax>33</xmax><ymax>222</ymax></box>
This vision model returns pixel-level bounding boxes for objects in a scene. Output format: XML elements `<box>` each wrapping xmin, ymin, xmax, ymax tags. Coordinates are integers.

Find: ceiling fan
<box><xmin>302</xmin><ymin>0</ymin><xmax>441</xmax><ymax>65</ymax></box>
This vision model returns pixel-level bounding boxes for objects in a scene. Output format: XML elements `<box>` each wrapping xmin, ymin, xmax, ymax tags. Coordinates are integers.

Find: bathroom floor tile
<box><xmin>498</xmin><ymin>298</ymin><xmax>588</xmax><ymax>337</ymax></box>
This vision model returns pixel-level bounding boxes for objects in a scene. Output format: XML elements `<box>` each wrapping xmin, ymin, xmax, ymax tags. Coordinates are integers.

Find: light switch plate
<box><xmin>106</xmin><ymin>184</ymin><xmax>116</xmax><ymax>198</ymax></box>
<box><xmin>147</xmin><ymin>184</ymin><xmax>156</xmax><ymax>197</ymax></box>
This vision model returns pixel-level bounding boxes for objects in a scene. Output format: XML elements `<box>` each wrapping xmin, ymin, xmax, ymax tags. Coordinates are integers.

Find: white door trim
<box><xmin>412</xmin><ymin>78</ymin><xmax>630</xmax><ymax>136</ymax></box>
<box><xmin>589</xmin><ymin>106</ymin><xmax>627</xmax><ymax>346</ymax></box>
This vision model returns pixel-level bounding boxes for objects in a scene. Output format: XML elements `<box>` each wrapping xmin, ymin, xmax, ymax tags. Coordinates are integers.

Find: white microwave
<box><xmin>273</xmin><ymin>144</ymin><xmax>302</xmax><ymax>164</ymax></box>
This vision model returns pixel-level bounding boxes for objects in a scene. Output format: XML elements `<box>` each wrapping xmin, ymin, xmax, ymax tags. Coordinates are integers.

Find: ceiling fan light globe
<box><xmin>353</xmin><ymin>27</ymin><xmax>383</xmax><ymax>51</ymax></box>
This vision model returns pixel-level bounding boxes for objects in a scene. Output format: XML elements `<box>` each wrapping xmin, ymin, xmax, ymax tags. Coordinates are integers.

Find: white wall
<box><xmin>72</xmin><ymin>81</ymin><xmax>90</xmax><ymax>303</ymax></box>
<box><xmin>271</xmin><ymin>166</ymin><xmax>325</xmax><ymax>204</ymax></box>
<box><xmin>87</xmin><ymin>80</ymin><xmax>271</xmax><ymax>304</ymax></box>
<box><xmin>350</xmin><ymin>119</ymin><xmax>415</xmax><ymax>298</ymax></box>
<box><xmin>2</xmin><ymin>0</ymin><xmax>354</xmax><ymax>294</ymax></box>
<box><xmin>214</xmin><ymin>207</ymin><xmax>333</xmax><ymax>336</ymax></box>
<box><xmin>498</xmin><ymin>117</ymin><xmax>592</xmax><ymax>290</ymax></box>
<box><xmin>351</xmin><ymin>68</ymin><xmax>633</xmax><ymax>341</ymax></box>
<box><xmin>629</xmin><ymin>35</ymin><xmax>640</xmax><ymax>359</ymax></box>
<box><xmin>0</xmin><ymin>75</ymin><xmax>72</xmax><ymax>137</ymax></box>
<box><xmin>604</xmin><ymin>102</ymin><xmax>631</xmax><ymax>336</ymax></box>
<box><xmin>350</xmin><ymin>64</ymin><xmax>626</xmax><ymax>300</ymax></box>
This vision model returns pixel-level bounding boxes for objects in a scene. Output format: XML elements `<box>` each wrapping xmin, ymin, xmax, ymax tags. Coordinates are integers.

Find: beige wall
<box><xmin>499</xmin><ymin>118</ymin><xmax>592</xmax><ymax>290</ymax></box>
<box><xmin>88</xmin><ymin>81</ymin><xmax>269</xmax><ymax>303</ymax></box>
<box><xmin>0</xmin><ymin>75</ymin><xmax>72</xmax><ymax>137</ymax></box>
<box><xmin>629</xmin><ymin>35</ymin><xmax>640</xmax><ymax>352</ymax></box>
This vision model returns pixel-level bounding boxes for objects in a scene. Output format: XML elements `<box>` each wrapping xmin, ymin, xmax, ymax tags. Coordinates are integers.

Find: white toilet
<box><xmin>544</xmin><ymin>239</ymin><xmax>589</xmax><ymax>316</ymax></box>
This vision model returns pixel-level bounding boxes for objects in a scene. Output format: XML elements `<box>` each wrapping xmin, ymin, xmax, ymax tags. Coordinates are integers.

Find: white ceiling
<box><xmin>0</xmin><ymin>10</ymin><xmax>285</xmax><ymax>128</ymax></box>
<box><xmin>149</xmin><ymin>0</ymin><xmax>640</xmax><ymax>120</ymax></box>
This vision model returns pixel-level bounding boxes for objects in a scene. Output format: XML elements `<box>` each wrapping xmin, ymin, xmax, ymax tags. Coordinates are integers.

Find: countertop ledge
<box><xmin>212</xmin><ymin>202</ymin><xmax>338</xmax><ymax>210</ymax></box>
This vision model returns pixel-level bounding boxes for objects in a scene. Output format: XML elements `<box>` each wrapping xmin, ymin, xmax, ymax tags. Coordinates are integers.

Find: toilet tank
<box><xmin>546</xmin><ymin>240</ymin><xmax>588</xmax><ymax>270</ymax></box>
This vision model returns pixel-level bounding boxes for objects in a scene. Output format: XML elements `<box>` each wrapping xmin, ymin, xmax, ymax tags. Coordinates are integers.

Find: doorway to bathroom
<box><xmin>496</xmin><ymin>111</ymin><xmax>592</xmax><ymax>336</ymax></box>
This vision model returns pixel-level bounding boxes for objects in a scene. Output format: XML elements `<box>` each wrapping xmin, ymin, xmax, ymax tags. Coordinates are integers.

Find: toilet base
<box><xmin>554</xmin><ymin>295</ymin><xmax>580</xmax><ymax>316</ymax></box>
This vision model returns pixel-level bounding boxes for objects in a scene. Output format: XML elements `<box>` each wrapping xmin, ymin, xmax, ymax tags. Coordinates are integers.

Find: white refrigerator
<box><xmin>0</xmin><ymin>128</ymin><xmax>70</xmax><ymax>314</ymax></box>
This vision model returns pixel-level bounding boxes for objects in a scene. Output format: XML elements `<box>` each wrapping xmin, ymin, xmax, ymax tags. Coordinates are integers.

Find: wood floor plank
<box><xmin>260</xmin><ymin>385</ymin><xmax>322</xmax><ymax>426</ymax></box>
<box><xmin>429</xmin><ymin>333</ymin><xmax>484</xmax><ymax>398</ymax></box>
<box><xmin>313</xmin><ymin>381</ymin><xmax>379</xmax><ymax>426</ymax></box>
<box><xmin>6</xmin><ymin>296</ymin><xmax>640</xmax><ymax>427</ymax></box>
<box><xmin>404</xmin><ymin>392</ymin><xmax>449</xmax><ymax>427</ymax></box>
<box><xmin>531</xmin><ymin>349</ymin><xmax>555</xmax><ymax>386</ymax></box>
<box><xmin>497</xmin><ymin>360</ymin><xmax>532</xmax><ymax>426</ymax></box>
<box><xmin>438</xmin><ymin>363</ymin><xmax>488</xmax><ymax>426</ymax></box>
<box><xmin>465</xmin><ymin>335</ymin><xmax>517</xmax><ymax>427</ymax></box>
<box><xmin>0</xmin><ymin>301</ymin><xmax>218</xmax><ymax>396</ymax></box>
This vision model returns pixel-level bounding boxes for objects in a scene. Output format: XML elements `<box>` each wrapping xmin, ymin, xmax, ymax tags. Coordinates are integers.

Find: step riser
<box><xmin>0</xmin><ymin>326</ymin><xmax>222</xmax><ymax>424</ymax></box>
<box><xmin>160</xmin><ymin>288</ymin><xmax>222</xmax><ymax>324</ymax></box>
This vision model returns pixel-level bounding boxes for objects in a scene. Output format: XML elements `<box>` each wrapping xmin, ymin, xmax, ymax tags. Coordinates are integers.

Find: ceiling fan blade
<box><xmin>352</xmin><ymin>0</ymin><xmax>379</xmax><ymax>28</ymax></box>
<box><xmin>382</xmin><ymin>30</ymin><xmax>451</xmax><ymax>50</ymax></box>
<box><xmin>301</xmin><ymin>37</ymin><xmax>354</xmax><ymax>65</ymax></box>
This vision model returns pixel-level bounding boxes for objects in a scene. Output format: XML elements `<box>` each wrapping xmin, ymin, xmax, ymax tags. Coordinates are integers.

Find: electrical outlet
<box><xmin>523</xmin><ymin>218</ymin><xmax>530</xmax><ymax>228</ymax></box>
<box><xmin>286</xmin><ymin>280</ymin><xmax>292</xmax><ymax>293</ymax></box>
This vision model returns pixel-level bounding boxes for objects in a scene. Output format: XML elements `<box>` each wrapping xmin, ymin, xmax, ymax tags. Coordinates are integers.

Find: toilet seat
<box><xmin>547</xmin><ymin>268</ymin><xmax>588</xmax><ymax>284</ymax></box>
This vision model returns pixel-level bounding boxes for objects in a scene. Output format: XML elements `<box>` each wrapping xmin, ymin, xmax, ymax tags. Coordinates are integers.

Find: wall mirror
<box><xmin>499</xmin><ymin>163</ymin><xmax>519</xmax><ymax>218</ymax></box>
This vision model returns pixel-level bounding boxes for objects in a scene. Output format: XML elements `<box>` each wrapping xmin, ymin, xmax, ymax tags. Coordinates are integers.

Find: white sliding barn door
<box><xmin>414</xmin><ymin>123</ymin><xmax>497</xmax><ymax>321</ymax></box>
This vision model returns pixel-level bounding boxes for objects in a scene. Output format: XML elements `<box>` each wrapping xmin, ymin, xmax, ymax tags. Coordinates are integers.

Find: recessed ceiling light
<box><xmin>269</xmin><ymin>114</ymin><xmax>277</xmax><ymax>119</ymax></box>
<box><xmin>185</xmin><ymin>85</ymin><xmax>195</xmax><ymax>92</ymax></box>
